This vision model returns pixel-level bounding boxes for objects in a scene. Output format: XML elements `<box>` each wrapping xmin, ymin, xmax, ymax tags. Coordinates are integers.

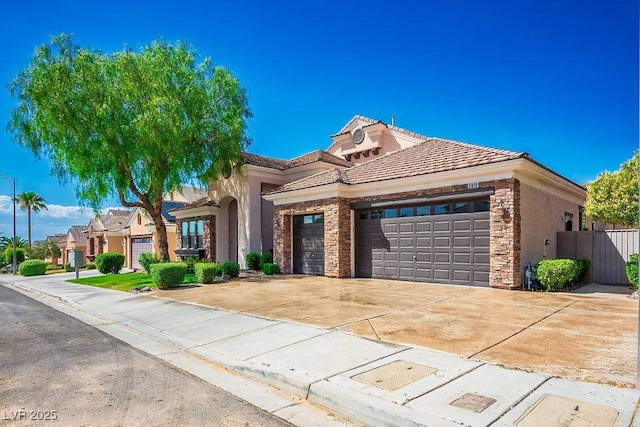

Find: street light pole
<box><xmin>0</xmin><ymin>173</ymin><xmax>17</xmax><ymax>275</ymax></box>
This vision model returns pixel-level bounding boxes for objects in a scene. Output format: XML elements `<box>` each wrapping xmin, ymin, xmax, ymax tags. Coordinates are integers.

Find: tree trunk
<box><xmin>27</xmin><ymin>208</ymin><xmax>32</xmax><ymax>248</ymax></box>
<box><xmin>149</xmin><ymin>209</ymin><xmax>170</xmax><ymax>261</ymax></box>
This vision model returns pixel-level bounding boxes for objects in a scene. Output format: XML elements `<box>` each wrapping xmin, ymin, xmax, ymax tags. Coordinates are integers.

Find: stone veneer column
<box><xmin>273</xmin><ymin>211</ymin><xmax>291</xmax><ymax>274</ymax></box>
<box><xmin>490</xmin><ymin>179</ymin><xmax>521</xmax><ymax>289</ymax></box>
<box><xmin>203</xmin><ymin>215</ymin><xmax>216</xmax><ymax>261</ymax></box>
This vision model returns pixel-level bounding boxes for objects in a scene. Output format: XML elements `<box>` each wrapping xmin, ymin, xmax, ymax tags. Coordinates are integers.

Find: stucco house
<box><xmin>85</xmin><ymin>210</ymin><xmax>130</xmax><ymax>261</ymax></box>
<box><xmin>43</xmin><ymin>233</ymin><xmax>66</xmax><ymax>265</ymax></box>
<box><xmin>174</xmin><ymin>116</ymin><xmax>586</xmax><ymax>289</ymax></box>
<box><xmin>62</xmin><ymin>225</ymin><xmax>88</xmax><ymax>264</ymax></box>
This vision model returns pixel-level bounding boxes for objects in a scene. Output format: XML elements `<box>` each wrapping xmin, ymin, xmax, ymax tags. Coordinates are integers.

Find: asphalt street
<box><xmin>0</xmin><ymin>285</ymin><xmax>292</xmax><ymax>427</ymax></box>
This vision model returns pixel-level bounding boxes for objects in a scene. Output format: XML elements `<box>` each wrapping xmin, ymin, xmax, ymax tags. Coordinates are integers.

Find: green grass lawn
<box><xmin>69</xmin><ymin>272</ymin><xmax>197</xmax><ymax>292</ymax></box>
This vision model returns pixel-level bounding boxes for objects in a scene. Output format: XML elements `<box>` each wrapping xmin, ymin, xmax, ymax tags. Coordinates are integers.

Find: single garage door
<box><xmin>356</xmin><ymin>199</ymin><xmax>490</xmax><ymax>285</ymax></box>
<box><xmin>293</xmin><ymin>213</ymin><xmax>324</xmax><ymax>275</ymax></box>
<box><xmin>131</xmin><ymin>237</ymin><xmax>153</xmax><ymax>270</ymax></box>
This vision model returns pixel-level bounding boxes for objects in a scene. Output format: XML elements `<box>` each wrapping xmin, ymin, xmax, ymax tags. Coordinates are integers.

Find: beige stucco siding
<box><xmin>105</xmin><ymin>235</ymin><xmax>124</xmax><ymax>254</ymax></box>
<box><xmin>519</xmin><ymin>182</ymin><xmax>584</xmax><ymax>269</ymax></box>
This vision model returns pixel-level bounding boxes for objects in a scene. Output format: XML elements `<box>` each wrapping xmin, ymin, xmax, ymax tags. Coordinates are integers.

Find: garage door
<box><xmin>131</xmin><ymin>237</ymin><xmax>153</xmax><ymax>270</ymax></box>
<box><xmin>355</xmin><ymin>200</ymin><xmax>490</xmax><ymax>285</ymax></box>
<box><xmin>293</xmin><ymin>213</ymin><xmax>324</xmax><ymax>275</ymax></box>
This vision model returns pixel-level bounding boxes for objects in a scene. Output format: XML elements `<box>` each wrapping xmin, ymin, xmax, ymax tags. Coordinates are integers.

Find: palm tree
<box><xmin>15</xmin><ymin>192</ymin><xmax>48</xmax><ymax>247</ymax></box>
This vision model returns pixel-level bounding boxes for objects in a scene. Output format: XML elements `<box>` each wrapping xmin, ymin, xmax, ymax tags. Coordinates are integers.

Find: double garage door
<box><xmin>355</xmin><ymin>199</ymin><xmax>490</xmax><ymax>285</ymax></box>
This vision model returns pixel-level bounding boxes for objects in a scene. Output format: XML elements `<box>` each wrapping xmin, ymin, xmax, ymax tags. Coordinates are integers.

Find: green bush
<box><xmin>95</xmin><ymin>252</ymin><xmax>125</xmax><ymax>274</ymax></box>
<box><xmin>259</xmin><ymin>252</ymin><xmax>273</xmax><ymax>269</ymax></box>
<box><xmin>221</xmin><ymin>261</ymin><xmax>240</xmax><ymax>278</ymax></box>
<box><xmin>4</xmin><ymin>247</ymin><xmax>25</xmax><ymax>265</ymax></box>
<box><xmin>150</xmin><ymin>262</ymin><xmax>188</xmax><ymax>289</ymax></box>
<box><xmin>85</xmin><ymin>262</ymin><xmax>96</xmax><ymax>270</ymax></box>
<box><xmin>139</xmin><ymin>252</ymin><xmax>161</xmax><ymax>274</ymax></box>
<box><xmin>19</xmin><ymin>259</ymin><xmax>48</xmax><ymax>276</ymax></box>
<box><xmin>626</xmin><ymin>254</ymin><xmax>639</xmax><ymax>289</ymax></box>
<box><xmin>246</xmin><ymin>252</ymin><xmax>261</xmax><ymax>271</ymax></box>
<box><xmin>194</xmin><ymin>262</ymin><xmax>222</xmax><ymax>284</ymax></box>
<box><xmin>64</xmin><ymin>263</ymin><xmax>73</xmax><ymax>272</ymax></box>
<box><xmin>183</xmin><ymin>256</ymin><xmax>200</xmax><ymax>274</ymax></box>
<box><xmin>535</xmin><ymin>259</ymin><xmax>586</xmax><ymax>291</ymax></box>
<box><xmin>46</xmin><ymin>263</ymin><xmax>64</xmax><ymax>271</ymax></box>
<box><xmin>262</xmin><ymin>263</ymin><xmax>280</xmax><ymax>275</ymax></box>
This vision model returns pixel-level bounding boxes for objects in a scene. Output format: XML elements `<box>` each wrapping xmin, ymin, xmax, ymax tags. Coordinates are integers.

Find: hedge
<box><xmin>5</xmin><ymin>247</ymin><xmax>26</xmax><ymax>265</ymax></box>
<box><xmin>535</xmin><ymin>259</ymin><xmax>589</xmax><ymax>292</ymax></box>
<box><xmin>194</xmin><ymin>262</ymin><xmax>222</xmax><ymax>284</ymax></box>
<box><xmin>262</xmin><ymin>263</ymin><xmax>280</xmax><ymax>275</ymax></box>
<box><xmin>95</xmin><ymin>252</ymin><xmax>125</xmax><ymax>274</ymax></box>
<box><xmin>150</xmin><ymin>262</ymin><xmax>187</xmax><ymax>289</ymax></box>
<box><xmin>626</xmin><ymin>254</ymin><xmax>639</xmax><ymax>289</ymax></box>
<box><xmin>246</xmin><ymin>252</ymin><xmax>261</xmax><ymax>271</ymax></box>
<box><xmin>220</xmin><ymin>262</ymin><xmax>240</xmax><ymax>278</ymax></box>
<box><xmin>139</xmin><ymin>252</ymin><xmax>160</xmax><ymax>274</ymax></box>
<box><xmin>19</xmin><ymin>259</ymin><xmax>47</xmax><ymax>276</ymax></box>
<box><xmin>259</xmin><ymin>252</ymin><xmax>273</xmax><ymax>269</ymax></box>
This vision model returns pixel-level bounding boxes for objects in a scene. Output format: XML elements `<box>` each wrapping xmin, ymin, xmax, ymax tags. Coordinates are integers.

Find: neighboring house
<box><xmin>171</xmin><ymin>115</ymin><xmax>586</xmax><ymax>289</ymax></box>
<box><xmin>62</xmin><ymin>225</ymin><xmax>88</xmax><ymax>264</ymax></box>
<box><xmin>85</xmin><ymin>210</ymin><xmax>130</xmax><ymax>261</ymax></box>
<box><xmin>44</xmin><ymin>233</ymin><xmax>66</xmax><ymax>265</ymax></box>
<box><xmin>169</xmin><ymin>150</ymin><xmax>351</xmax><ymax>265</ymax></box>
<box><xmin>121</xmin><ymin>202</ymin><xmax>184</xmax><ymax>270</ymax></box>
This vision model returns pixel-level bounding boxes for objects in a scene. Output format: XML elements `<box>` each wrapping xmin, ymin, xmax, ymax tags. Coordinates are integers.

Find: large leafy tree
<box><xmin>15</xmin><ymin>191</ymin><xmax>48</xmax><ymax>247</ymax></box>
<box><xmin>585</xmin><ymin>152</ymin><xmax>639</xmax><ymax>227</ymax></box>
<box><xmin>27</xmin><ymin>238</ymin><xmax>62</xmax><ymax>260</ymax></box>
<box><xmin>8</xmin><ymin>34</ymin><xmax>251</xmax><ymax>260</ymax></box>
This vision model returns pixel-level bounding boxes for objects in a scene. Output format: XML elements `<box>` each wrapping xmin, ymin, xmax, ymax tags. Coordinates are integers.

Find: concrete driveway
<box><xmin>156</xmin><ymin>276</ymin><xmax>638</xmax><ymax>388</ymax></box>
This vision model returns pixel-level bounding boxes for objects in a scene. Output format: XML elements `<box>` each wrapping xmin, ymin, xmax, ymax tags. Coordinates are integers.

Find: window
<box><xmin>434</xmin><ymin>204</ymin><xmax>451</xmax><ymax>215</ymax></box>
<box><xmin>314</xmin><ymin>214</ymin><xmax>324</xmax><ymax>224</ymax></box>
<box><xmin>370</xmin><ymin>210</ymin><xmax>383</xmax><ymax>219</ymax></box>
<box><xmin>384</xmin><ymin>208</ymin><xmax>398</xmax><ymax>218</ymax></box>
<box><xmin>473</xmin><ymin>201</ymin><xmax>490</xmax><ymax>212</ymax></box>
<box><xmin>181</xmin><ymin>219</ymin><xmax>204</xmax><ymax>249</ymax></box>
<box><xmin>399</xmin><ymin>207</ymin><xmax>414</xmax><ymax>217</ymax></box>
<box><xmin>417</xmin><ymin>205</ymin><xmax>432</xmax><ymax>216</ymax></box>
<box><xmin>303</xmin><ymin>215</ymin><xmax>314</xmax><ymax>224</ymax></box>
<box><xmin>359</xmin><ymin>211</ymin><xmax>368</xmax><ymax>220</ymax></box>
<box><xmin>454</xmin><ymin>202</ymin><xmax>471</xmax><ymax>213</ymax></box>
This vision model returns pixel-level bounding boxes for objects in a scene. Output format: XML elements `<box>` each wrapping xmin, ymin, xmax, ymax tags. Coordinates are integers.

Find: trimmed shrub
<box><xmin>262</xmin><ymin>263</ymin><xmax>280</xmax><ymax>275</ymax></box>
<box><xmin>150</xmin><ymin>262</ymin><xmax>187</xmax><ymax>289</ymax></box>
<box><xmin>19</xmin><ymin>259</ymin><xmax>48</xmax><ymax>276</ymax></box>
<box><xmin>95</xmin><ymin>252</ymin><xmax>125</xmax><ymax>275</ymax></box>
<box><xmin>535</xmin><ymin>259</ymin><xmax>585</xmax><ymax>292</ymax></box>
<box><xmin>246</xmin><ymin>252</ymin><xmax>261</xmax><ymax>271</ymax></box>
<box><xmin>85</xmin><ymin>262</ymin><xmax>96</xmax><ymax>270</ymax></box>
<box><xmin>194</xmin><ymin>262</ymin><xmax>222</xmax><ymax>284</ymax></box>
<box><xmin>64</xmin><ymin>263</ymin><xmax>73</xmax><ymax>272</ymax></box>
<box><xmin>183</xmin><ymin>256</ymin><xmax>200</xmax><ymax>274</ymax></box>
<box><xmin>46</xmin><ymin>263</ymin><xmax>63</xmax><ymax>271</ymax></box>
<box><xmin>221</xmin><ymin>261</ymin><xmax>240</xmax><ymax>278</ymax></box>
<box><xmin>139</xmin><ymin>252</ymin><xmax>161</xmax><ymax>274</ymax></box>
<box><xmin>259</xmin><ymin>252</ymin><xmax>273</xmax><ymax>269</ymax></box>
<box><xmin>626</xmin><ymin>254</ymin><xmax>639</xmax><ymax>289</ymax></box>
<box><xmin>5</xmin><ymin>247</ymin><xmax>25</xmax><ymax>265</ymax></box>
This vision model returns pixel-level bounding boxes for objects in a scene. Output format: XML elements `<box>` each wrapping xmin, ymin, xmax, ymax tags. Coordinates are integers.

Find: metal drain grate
<box><xmin>449</xmin><ymin>392</ymin><xmax>497</xmax><ymax>413</ymax></box>
<box><xmin>351</xmin><ymin>360</ymin><xmax>436</xmax><ymax>391</ymax></box>
<box><xmin>515</xmin><ymin>394</ymin><xmax>619</xmax><ymax>427</ymax></box>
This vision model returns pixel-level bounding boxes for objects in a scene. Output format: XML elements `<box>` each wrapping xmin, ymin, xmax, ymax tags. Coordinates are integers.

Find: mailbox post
<box><xmin>69</xmin><ymin>249</ymin><xmax>84</xmax><ymax>279</ymax></box>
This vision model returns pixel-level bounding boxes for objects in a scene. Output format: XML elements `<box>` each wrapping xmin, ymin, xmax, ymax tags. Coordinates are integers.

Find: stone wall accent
<box><xmin>273</xmin><ymin>197</ymin><xmax>351</xmax><ymax>277</ymax></box>
<box><xmin>489</xmin><ymin>179</ymin><xmax>521</xmax><ymax>289</ymax></box>
<box><xmin>175</xmin><ymin>215</ymin><xmax>216</xmax><ymax>261</ymax></box>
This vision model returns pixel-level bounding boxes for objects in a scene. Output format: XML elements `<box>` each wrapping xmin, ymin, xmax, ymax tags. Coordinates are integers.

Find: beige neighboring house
<box><xmin>172</xmin><ymin>115</ymin><xmax>587</xmax><ymax>289</ymax></box>
<box><xmin>62</xmin><ymin>225</ymin><xmax>89</xmax><ymax>264</ymax></box>
<box><xmin>85</xmin><ymin>210</ymin><xmax>130</xmax><ymax>261</ymax></box>
<box><xmin>44</xmin><ymin>233</ymin><xmax>67</xmax><ymax>265</ymax></box>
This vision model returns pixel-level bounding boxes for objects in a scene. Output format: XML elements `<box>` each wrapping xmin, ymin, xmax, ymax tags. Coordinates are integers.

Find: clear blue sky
<box><xmin>0</xmin><ymin>0</ymin><xmax>637</xmax><ymax>241</ymax></box>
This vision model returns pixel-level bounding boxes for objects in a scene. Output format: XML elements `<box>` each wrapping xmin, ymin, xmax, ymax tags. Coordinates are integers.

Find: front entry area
<box><xmin>293</xmin><ymin>213</ymin><xmax>324</xmax><ymax>275</ymax></box>
<box><xmin>355</xmin><ymin>199</ymin><xmax>490</xmax><ymax>285</ymax></box>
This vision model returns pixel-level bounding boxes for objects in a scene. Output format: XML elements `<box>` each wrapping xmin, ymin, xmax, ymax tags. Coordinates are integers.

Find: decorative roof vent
<box><xmin>351</xmin><ymin>127</ymin><xmax>365</xmax><ymax>145</ymax></box>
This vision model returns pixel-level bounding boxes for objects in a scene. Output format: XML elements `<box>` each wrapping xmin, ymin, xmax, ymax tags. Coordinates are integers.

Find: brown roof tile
<box><xmin>269</xmin><ymin>138</ymin><xmax>527</xmax><ymax>194</ymax></box>
<box><xmin>168</xmin><ymin>197</ymin><xmax>220</xmax><ymax>212</ymax></box>
<box><xmin>68</xmin><ymin>225</ymin><xmax>88</xmax><ymax>243</ymax></box>
<box><xmin>287</xmin><ymin>150</ymin><xmax>352</xmax><ymax>168</ymax></box>
<box><xmin>47</xmin><ymin>234</ymin><xmax>67</xmax><ymax>245</ymax></box>
<box><xmin>243</xmin><ymin>153</ymin><xmax>288</xmax><ymax>170</ymax></box>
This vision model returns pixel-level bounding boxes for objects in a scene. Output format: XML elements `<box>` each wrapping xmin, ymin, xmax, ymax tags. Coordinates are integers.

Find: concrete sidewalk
<box><xmin>3</xmin><ymin>273</ymin><xmax>639</xmax><ymax>427</ymax></box>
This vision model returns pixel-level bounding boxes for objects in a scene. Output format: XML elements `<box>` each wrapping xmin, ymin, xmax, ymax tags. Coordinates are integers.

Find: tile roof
<box><xmin>168</xmin><ymin>197</ymin><xmax>220</xmax><ymax>212</ymax></box>
<box><xmin>179</xmin><ymin>186</ymin><xmax>208</xmax><ymax>203</ymax></box>
<box><xmin>268</xmin><ymin>138</ymin><xmax>527</xmax><ymax>194</ymax></box>
<box><xmin>68</xmin><ymin>225</ymin><xmax>88</xmax><ymax>243</ymax></box>
<box><xmin>47</xmin><ymin>234</ymin><xmax>67</xmax><ymax>245</ymax></box>
<box><xmin>242</xmin><ymin>151</ymin><xmax>351</xmax><ymax>171</ymax></box>
<box><xmin>97</xmin><ymin>213</ymin><xmax>129</xmax><ymax>232</ymax></box>
<box><xmin>332</xmin><ymin>115</ymin><xmax>430</xmax><ymax>141</ymax></box>
<box><xmin>107</xmin><ymin>209</ymin><xmax>131</xmax><ymax>217</ymax></box>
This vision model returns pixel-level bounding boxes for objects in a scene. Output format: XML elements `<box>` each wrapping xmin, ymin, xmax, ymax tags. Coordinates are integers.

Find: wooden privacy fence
<box><xmin>557</xmin><ymin>229</ymin><xmax>639</xmax><ymax>285</ymax></box>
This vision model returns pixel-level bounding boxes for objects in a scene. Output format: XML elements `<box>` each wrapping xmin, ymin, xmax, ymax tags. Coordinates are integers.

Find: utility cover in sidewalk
<box><xmin>515</xmin><ymin>394</ymin><xmax>619</xmax><ymax>427</ymax></box>
<box><xmin>351</xmin><ymin>360</ymin><xmax>436</xmax><ymax>391</ymax></box>
<box><xmin>449</xmin><ymin>392</ymin><xmax>497</xmax><ymax>413</ymax></box>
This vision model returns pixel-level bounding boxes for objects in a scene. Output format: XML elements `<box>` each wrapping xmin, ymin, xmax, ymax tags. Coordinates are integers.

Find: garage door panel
<box><xmin>131</xmin><ymin>237</ymin><xmax>153</xmax><ymax>270</ymax></box>
<box><xmin>293</xmin><ymin>214</ymin><xmax>324</xmax><ymax>275</ymax></box>
<box><xmin>356</xmin><ymin>205</ymin><xmax>489</xmax><ymax>286</ymax></box>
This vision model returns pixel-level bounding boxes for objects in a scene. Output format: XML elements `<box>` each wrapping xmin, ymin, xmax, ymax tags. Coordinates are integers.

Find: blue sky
<box><xmin>0</xmin><ymin>0</ymin><xmax>637</xmax><ymax>241</ymax></box>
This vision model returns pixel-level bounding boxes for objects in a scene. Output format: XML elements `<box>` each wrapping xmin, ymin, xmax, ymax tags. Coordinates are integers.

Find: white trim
<box><xmin>170</xmin><ymin>205</ymin><xmax>220</xmax><ymax>220</ymax></box>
